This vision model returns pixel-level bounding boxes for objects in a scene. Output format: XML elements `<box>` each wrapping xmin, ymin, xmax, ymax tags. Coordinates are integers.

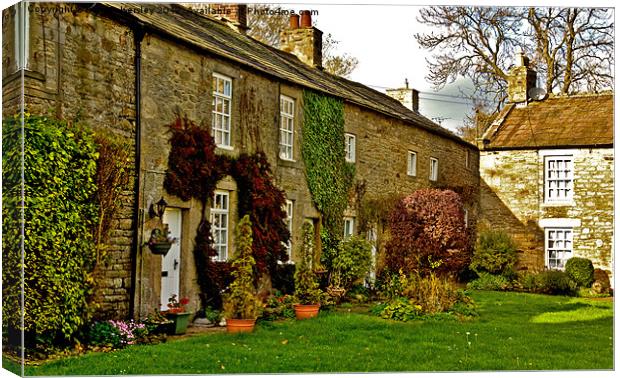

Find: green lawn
<box><xmin>3</xmin><ymin>291</ymin><xmax>614</xmax><ymax>375</ymax></box>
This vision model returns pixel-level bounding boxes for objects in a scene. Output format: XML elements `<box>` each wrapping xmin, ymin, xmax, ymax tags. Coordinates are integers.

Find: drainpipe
<box><xmin>128</xmin><ymin>22</ymin><xmax>145</xmax><ymax>319</ymax></box>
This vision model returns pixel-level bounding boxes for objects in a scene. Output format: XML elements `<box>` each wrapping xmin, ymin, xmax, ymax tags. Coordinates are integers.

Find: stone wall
<box><xmin>3</xmin><ymin>3</ymin><xmax>138</xmax><ymax>319</ymax></box>
<box><xmin>480</xmin><ymin>148</ymin><xmax>614</xmax><ymax>280</ymax></box>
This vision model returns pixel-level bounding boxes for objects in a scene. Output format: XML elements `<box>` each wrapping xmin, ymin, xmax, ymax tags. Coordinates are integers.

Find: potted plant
<box><xmin>163</xmin><ymin>294</ymin><xmax>191</xmax><ymax>335</ymax></box>
<box><xmin>222</xmin><ymin>215</ymin><xmax>262</xmax><ymax>333</ymax></box>
<box><xmin>293</xmin><ymin>221</ymin><xmax>323</xmax><ymax>319</ymax></box>
<box><xmin>147</xmin><ymin>225</ymin><xmax>176</xmax><ymax>256</ymax></box>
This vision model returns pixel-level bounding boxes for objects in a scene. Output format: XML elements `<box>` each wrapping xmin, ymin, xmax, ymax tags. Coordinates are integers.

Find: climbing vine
<box><xmin>301</xmin><ymin>90</ymin><xmax>355</xmax><ymax>237</ymax></box>
<box><xmin>230</xmin><ymin>153</ymin><xmax>290</xmax><ymax>276</ymax></box>
<box><xmin>164</xmin><ymin>116</ymin><xmax>289</xmax><ymax>308</ymax></box>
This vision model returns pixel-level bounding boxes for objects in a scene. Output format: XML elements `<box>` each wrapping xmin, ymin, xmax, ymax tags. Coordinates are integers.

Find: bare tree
<box><xmin>527</xmin><ymin>8</ymin><xmax>614</xmax><ymax>94</ymax></box>
<box><xmin>247</xmin><ymin>5</ymin><xmax>359</xmax><ymax>77</ymax></box>
<box><xmin>416</xmin><ymin>6</ymin><xmax>614</xmax><ymax>109</ymax></box>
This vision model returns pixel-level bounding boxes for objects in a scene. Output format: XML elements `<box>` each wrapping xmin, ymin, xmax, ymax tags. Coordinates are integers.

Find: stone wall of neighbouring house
<box><xmin>3</xmin><ymin>3</ymin><xmax>138</xmax><ymax>319</ymax></box>
<box><xmin>480</xmin><ymin>148</ymin><xmax>614</xmax><ymax>280</ymax></box>
<box><xmin>479</xmin><ymin>150</ymin><xmax>544</xmax><ymax>269</ymax></box>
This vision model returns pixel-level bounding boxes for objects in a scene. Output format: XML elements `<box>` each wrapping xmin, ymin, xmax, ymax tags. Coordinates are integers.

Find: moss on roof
<box><xmin>483</xmin><ymin>93</ymin><xmax>613</xmax><ymax>150</ymax></box>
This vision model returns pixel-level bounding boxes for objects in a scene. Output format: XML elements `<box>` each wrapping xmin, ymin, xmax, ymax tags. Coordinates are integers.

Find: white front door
<box><xmin>161</xmin><ymin>208</ymin><xmax>182</xmax><ymax>311</ymax></box>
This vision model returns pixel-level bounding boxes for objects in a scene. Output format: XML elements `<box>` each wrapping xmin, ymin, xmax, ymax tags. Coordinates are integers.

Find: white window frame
<box><xmin>343</xmin><ymin>217</ymin><xmax>355</xmax><ymax>239</ymax></box>
<box><xmin>15</xmin><ymin>1</ymin><xmax>29</xmax><ymax>70</ymax></box>
<box><xmin>407</xmin><ymin>151</ymin><xmax>417</xmax><ymax>176</ymax></box>
<box><xmin>429</xmin><ymin>157</ymin><xmax>439</xmax><ymax>181</ymax></box>
<box><xmin>279</xmin><ymin>96</ymin><xmax>295</xmax><ymax>161</ymax></box>
<box><xmin>545</xmin><ymin>227</ymin><xmax>573</xmax><ymax>270</ymax></box>
<box><xmin>544</xmin><ymin>155</ymin><xmax>574</xmax><ymax>204</ymax></box>
<box><xmin>281</xmin><ymin>200</ymin><xmax>294</xmax><ymax>263</ymax></box>
<box><xmin>210</xmin><ymin>191</ymin><xmax>230</xmax><ymax>261</ymax></box>
<box><xmin>212</xmin><ymin>73</ymin><xmax>233</xmax><ymax>148</ymax></box>
<box><xmin>345</xmin><ymin>133</ymin><xmax>356</xmax><ymax>163</ymax></box>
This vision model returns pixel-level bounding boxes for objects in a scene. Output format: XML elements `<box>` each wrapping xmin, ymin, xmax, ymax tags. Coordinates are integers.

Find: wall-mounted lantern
<box><xmin>149</xmin><ymin>197</ymin><xmax>168</xmax><ymax>219</ymax></box>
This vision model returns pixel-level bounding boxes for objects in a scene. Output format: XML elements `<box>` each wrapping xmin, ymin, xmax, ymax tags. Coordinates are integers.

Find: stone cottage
<box><xmin>478</xmin><ymin>53</ymin><xmax>613</xmax><ymax>283</ymax></box>
<box><xmin>3</xmin><ymin>2</ymin><xmax>479</xmax><ymax>319</ymax></box>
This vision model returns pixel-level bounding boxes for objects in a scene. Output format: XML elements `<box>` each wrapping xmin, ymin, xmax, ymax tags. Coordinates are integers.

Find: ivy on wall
<box><xmin>164</xmin><ymin>116</ymin><xmax>288</xmax><ymax>309</ymax></box>
<box><xmin>2</xmin><ymin>114</ymin><xmax>99</xmax><ymax>348</ymax></box>
<box><xmin>301</xmin><ymin>90</ymin><xmax>355</xmax><ymax>236</ymax></box>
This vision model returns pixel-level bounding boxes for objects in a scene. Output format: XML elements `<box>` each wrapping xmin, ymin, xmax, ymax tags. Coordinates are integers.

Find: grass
<box><xmin>2</xmin><ymin>291</ymin><xmax>613</xmax><ymax>375</ymax></box>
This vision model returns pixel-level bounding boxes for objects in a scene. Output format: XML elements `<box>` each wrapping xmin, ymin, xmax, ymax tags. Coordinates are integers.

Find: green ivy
<box><xmin>2</xmin><ymin>114</ymin><xmax>99</xmax><ymax>347</ymax></box>
<box><xmin>301</xmin><ymin>90</ymin><xmax>355</xmax><ymax>237</ymax></box>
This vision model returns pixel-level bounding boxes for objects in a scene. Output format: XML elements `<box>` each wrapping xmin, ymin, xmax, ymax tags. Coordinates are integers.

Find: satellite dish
<box><xmin>528</xmin><ymin>87</ymin><xmax>548</xmax><ymax>101</ymax></box>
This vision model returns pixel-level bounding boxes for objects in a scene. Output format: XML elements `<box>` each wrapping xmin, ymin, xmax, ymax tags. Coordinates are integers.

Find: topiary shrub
<box><xmin>565</xmin><ymin>257</ymin><xmax>594</xmax><ymax>288</ymax></box>
<box><xmin>294</xmin><ymin>221</ymin><xmax>322</xmax><ymax>304</ymax></box>
<box><xmin>222</xmin><ymin>215</ymin><xmax>262</xmax><ymax>320</ymax></box>
<box><xmin>470</xmin><ymin>229</ymin><xmax>517</xmax><ymax>277</ymax></box>
<box><xmin>385</xmin><ymin>189</ymin><xmax>470</xmax><ymax>277</ymax></box>
<box><xmin>3</xmin><ymin>114</ymin><xmax>99</xmax><ymax>350</ymax></box>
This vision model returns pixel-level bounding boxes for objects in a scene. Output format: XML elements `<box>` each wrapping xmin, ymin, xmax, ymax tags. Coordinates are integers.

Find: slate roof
<box><xmin>98</xmin><ymin>3</ymin><xmax>472</xmax><ymax>147</ymax></box>
<box><xmin>482</xmin><ymin>93</ymin><xmax>613</xmax><ymax>150</ymax></box>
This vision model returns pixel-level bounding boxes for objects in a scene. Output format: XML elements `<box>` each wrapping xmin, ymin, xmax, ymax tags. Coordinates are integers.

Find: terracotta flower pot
<box><xmin>294</xmin><ymin>304</ymin><xmax>320</xmax><ymax>320</ymax></box>
<box><xmin>226</xmin><ymin>318</ymin><xmax>256</xmax><ymax>333</ymax></box>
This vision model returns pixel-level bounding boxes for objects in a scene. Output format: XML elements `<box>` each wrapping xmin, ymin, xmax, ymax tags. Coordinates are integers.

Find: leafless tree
<box><xmin>416</xmin><ymin>6</ymin><xmax>614</xmax><ymax>109</ymax></box>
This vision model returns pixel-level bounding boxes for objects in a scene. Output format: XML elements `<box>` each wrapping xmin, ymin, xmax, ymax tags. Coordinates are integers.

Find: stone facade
<box><xmin>5</xmin><ymin>3</ymin><xmax>480</xmax><ymax>319</ymax></box>
<box><xmin>3</xmin><ymin>3</ymin><xmax>137</xmax><ymax>319</ymax></box>
<box><xmin>480</xmin><ymin>148</ymin><xmax>614</xmax><ymax>280</ymax></box>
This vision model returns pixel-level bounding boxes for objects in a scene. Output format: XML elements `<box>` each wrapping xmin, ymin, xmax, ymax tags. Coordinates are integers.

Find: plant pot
<box><xmin>294</xmin><ymin>304</ymin><xmax>320</xmax><ymax>320</ymax></box>
<box><xmin>165</xmin><ymin>312</ymin><xmax>191</xmax><ymax>335</ymax></box>
<box><xmin>148</xmin><ymin>242</ymin><xmax>172</xmax><ymax>256</ymax></box>
<box><xmin>225</xmin><ymin>318</ymin><xmax>256</xmax><ymax>333</ymax></box>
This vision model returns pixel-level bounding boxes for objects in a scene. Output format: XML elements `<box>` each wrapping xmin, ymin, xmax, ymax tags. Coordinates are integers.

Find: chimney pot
<box><xmin>300</xmin><ymin>10</ymin><xmax>312</xmax><ymax>28</ymax></box>
<box><xmin>289</xmin><ymin>14</ymin><xmax>300</xmax><ymax>29</ymax></box>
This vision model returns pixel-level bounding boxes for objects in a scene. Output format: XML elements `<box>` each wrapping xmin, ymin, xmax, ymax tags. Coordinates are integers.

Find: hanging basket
<box><xmin>148</xmin><ymin>242</ymin><xmax>172</xmax><ymax>256</ymax></box>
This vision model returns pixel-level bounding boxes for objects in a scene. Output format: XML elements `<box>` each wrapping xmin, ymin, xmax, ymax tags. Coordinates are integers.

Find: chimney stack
<box><xmin>507</xmin><ymin>52</ymin><xmax>537</xmax><ymax>105</ymax></box>
<box><xmin>187</xmin><ymin>3</ymin><xmax>248</xmax><ymax>33</ymax></box>
<box><xmin>279</xmin><ymin>11</ymin><xmax>323</xmax><ymax>68</ymax></box>
<box><xmin>386</xmin><ymin>79</ymin><xmax>420</xmax><ymax>113</ymax></box>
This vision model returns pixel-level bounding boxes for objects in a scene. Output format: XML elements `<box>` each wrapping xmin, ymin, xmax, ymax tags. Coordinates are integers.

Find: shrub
<box><xmin>535</xmin><ymin>270</ymin><xmax>576</xmax><ymax>296</ymax></box>
<box><xmin>294</xmin><ymin>221</ymin><xmax>323</xmax><ymax>304</ymax></box>
<box><xmin>87</xmin><ymin>320</ymin><xmax>148</xmax><ymax>349</ymax></box>
<box><xmin>565</xmin><ymin>257</ymin><xmax>594</xmax><ymax>288</ymax></box>
<box><xmin>470</xmin><ymin>230</ymin><xmax>517</xmax><ymax>276</ymax></box>
<box><xmin>592</xmin><ymin>268</ymin><xmax>611</xmax><ymax>295</ymax></box>
<box><xmin>402</xmin><ymin>274</ymin><xmax>459</xmax><ymax>314</ymax></box>
<box><xmin>467</xmin><ymin>272</ymin><xmax>512</xmax><ymax>291</ymax></box>
<box><xmin>222</xmin><ymin>215</ymin><xmax>262</xmax><ymax>320</ymax></box>
<box><xmin>331</xmin><ymin>236</ymin><xmax>373</xmax><ymax>290</ymax></box>
<box><xmin>385</xmin><ymin>189</ymin><xmax>470</xmax><ymax>277</ymax></box>
<box><xmin>2</xmin><ymin>114</ymin><xmax>99</xmax><ymax>348</ymax></box>
<box><xmin>261</xmin><ymin>292</ymin><xmax>296</xmax><ymax>320</ymax></box>
<box><xmin>378</xmin><ymin>297</ymin><xmax>422</xmax><ymax>322</ymax></box>
<box><xmin>376</xmin><ymin>270</ymin><xmax>408</xmax><ymax>300</ymax></box>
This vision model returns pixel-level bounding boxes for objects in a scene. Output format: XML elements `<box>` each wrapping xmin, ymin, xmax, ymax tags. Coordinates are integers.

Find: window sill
<box><xmin>216</xmin><ymin>145</ymin><xmax>234</xmax><ymax>151</ymax></box>
<box><xmin>542</xmin><ymin>202</ymin><xmax>575</xmax><ymax>208</ymax></box>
